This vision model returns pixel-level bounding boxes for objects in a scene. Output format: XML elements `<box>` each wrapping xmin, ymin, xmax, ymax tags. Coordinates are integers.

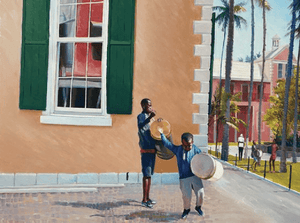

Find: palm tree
<box><xmin>291</xmin><ymin>1</ymin><xmax>300</xmax><ymax>163</ymax></box>
<box><xmin>246</xmin><ymin>0</ymin><xmax>271</xmax><ymax>155</ymax></box>
<box><xmin>221</xmin><ymin>0</ymin><xmax>235</xmax><ymax>161</ymax></box>
<box><xmin>213</xmin><ymin>0</ymin><xmax>247</xmax><ymax>158</ymax></box>
<box><xmin>280</xmin><ymin>0</ymin><xmax>297</xmax><ymax>173</ymax></box>
<box><xmin>292</xmin><ymin>40</ymin><xmax>299</xmax><ymax>163</ymax></box>
<box><xmin>258</xmin><ymin>0</ymin><xmax>272</xmax><ymax>151</ymax></box>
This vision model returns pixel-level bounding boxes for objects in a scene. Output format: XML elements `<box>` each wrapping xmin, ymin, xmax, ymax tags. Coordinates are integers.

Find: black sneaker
<box><xmin>141</xmin><ymin>200</ymin><xmax>153</xmax><ymax>208</ymax></box>
<box><xmin>181</xmin><ymin>209</ymin><xmax>190</xmax><ymax>219</ymax></box>
<box><xmin>195</xmin><ymin>206</ymin><xmax>204</xmax><ymax>216</ymax></box>
<box><xmin>148</xmin><ymin>199</ymin><xmax>156</xmax><ymax>205</ymax></box>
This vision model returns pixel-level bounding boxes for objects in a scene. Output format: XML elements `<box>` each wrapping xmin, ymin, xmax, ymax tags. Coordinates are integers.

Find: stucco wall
<box><xmin>0</xmin><ymin>0</ymin><xmax>203</xmax><ymax>173</ymax></box>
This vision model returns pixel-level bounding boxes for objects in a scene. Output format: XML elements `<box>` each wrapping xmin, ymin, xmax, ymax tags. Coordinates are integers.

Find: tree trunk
<box><xmin>280</xmin><ymin>0</ymin><xmax>296</xmax><ymax>172</ymax></box>
<box><xmin>292</xmin><ymin>40</ymin><xmax>300</xmax><ymax>163</ymax></box>
<box><xmin>221</xmin><ymin>0</ymin><xmax>234</xmax><ymax>161</ymax></box>
<box><xmin>246</xmin><ymin>0</ymin><xmax>255</xmax><ymax>152</ymax></box>
<box><xmin>258</xmin><ymin>0</ymin><xmax>266</xmax><ymax>150</ymax></box>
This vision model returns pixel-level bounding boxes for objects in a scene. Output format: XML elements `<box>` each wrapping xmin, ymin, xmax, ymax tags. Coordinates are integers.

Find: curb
<box><xmin>0</xmin><ymin>184</ymin><xmax>125</xmax><ymax>194</ymax></box>
<box><xmin>214</xmin><ymin>157</ymin><xmax>300</xmax><ymax>197</ymax></box>
<box><xmin>0</xmin><ymin>172</ymin><xmax>180</xmax><ymax>192</ymax></box>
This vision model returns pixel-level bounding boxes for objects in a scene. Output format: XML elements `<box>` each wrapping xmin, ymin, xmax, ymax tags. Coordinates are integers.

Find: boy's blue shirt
<box><xmin>137</xmin><ymin>111</ymin><xmax>156</xmax><ymax>149</ymax></box>
<box><xmin>160</xmin><ymin>133</ymin><xmax>202</xmax><ymax>179</ymax></box>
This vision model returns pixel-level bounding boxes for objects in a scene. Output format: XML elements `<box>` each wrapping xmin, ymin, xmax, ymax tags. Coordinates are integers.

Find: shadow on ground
<box><xmin>91</xmin><ymin>210</ymin><xmax>182</xmax><ymax>222</ymax></box>
<box><xmin>55</xmin><ymin>199</ymin><xmax>182</xmax><ymax>222</ymax></box>
<box><xmin>54</xmin><ymin>199</ymin><xmax>140</xmax><ymax>211</ymax></box>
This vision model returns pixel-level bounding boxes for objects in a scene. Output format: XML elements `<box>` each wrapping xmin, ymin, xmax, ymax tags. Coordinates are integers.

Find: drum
<box><xmin>150</xmin><ymin>119</ymin><xmax>174</xmax><ymax>160</ymax></box>
<box><xmin>155</xmin><ymin>135</ymin><xmax>175</xmax><ymax>160</ymax></box>
<box><xmin>150</xmin><ymin>120</ymin><xmax>171</xmax><ymax>140</ymax></box>
<box><xmin>191</xmin><ymin>153</ymin><xmax>224</xmax><ymax>181</ymax></box>
<box><xmin>254</xmin><ymin>149</ymin><xmax>263</xmax><ymax>158</ymax></box>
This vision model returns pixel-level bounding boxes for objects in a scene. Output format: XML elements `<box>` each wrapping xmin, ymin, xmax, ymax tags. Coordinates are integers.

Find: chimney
<box><xmin>272</xmin><ymin>34</ymin><xmax>280</xmax><ymax>51</ymax></box>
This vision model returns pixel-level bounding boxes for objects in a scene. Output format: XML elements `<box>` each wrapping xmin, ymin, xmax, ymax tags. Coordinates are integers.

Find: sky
<box><xmin>213</xmin><ymin>0</ymin><xmax>298</xmax><ymax>61</ymax></box>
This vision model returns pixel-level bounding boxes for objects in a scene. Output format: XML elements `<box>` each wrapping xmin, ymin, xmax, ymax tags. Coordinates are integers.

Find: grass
<box><xmin>208</xmin><ymin>150</ymin><xmax>300</xmax><ymax>193</ymax></box>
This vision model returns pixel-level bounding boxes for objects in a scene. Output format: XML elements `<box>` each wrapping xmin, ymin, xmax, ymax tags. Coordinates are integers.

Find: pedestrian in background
<box><xmin>269</xmin><ymin>139</ymin><xmax>278</xmax><ymax>173</ymax></box>
<box><xmin>238</xmin><ymin>134</ymin><xmax>245</xmax><ymax>160</ymax></box>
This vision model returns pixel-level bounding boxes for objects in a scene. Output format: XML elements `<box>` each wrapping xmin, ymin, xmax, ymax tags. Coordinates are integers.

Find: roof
<box><xmin>213</xmin><ymin>59</ymin><xmax>268</xmax><ymax>82</ymax></box>
<box><xmin>255</xmin><ymin>44</ymin><xmax>289</xmax><ymax>62</ymax></box>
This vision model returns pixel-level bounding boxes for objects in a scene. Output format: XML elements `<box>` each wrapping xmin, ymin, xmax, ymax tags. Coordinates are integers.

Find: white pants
<box><xmin>179</xmin><ymin>175</ymin><xmax>204</xmax><ymax>210</ymax></box>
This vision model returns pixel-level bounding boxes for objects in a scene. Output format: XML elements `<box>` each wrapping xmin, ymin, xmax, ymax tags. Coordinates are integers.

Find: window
<box><xmin>278</xmin><ymin>63</ymin><xmax>283</xmax><ymax>78</ymax></box>
<box><xmin>42</xmin><ymin>0</ymin><xmax>110</xmax><ymax>125</ymax></box>
<box><xmin>257</xmin><ymin>84</ymin><xmax>263</xmax><ymax>100</ymax></box>
<box><xmin>19</xmin><ymin>0</ymin><xmax>136</xmax><ymax>126</ymax></box>
<box><xmin>241</xmin><ymin>85</ymin><xmax>248</xmax><ymax>101</ymax></box>
<box><xmin>230</xmin><ymin>83</ymin><xmax>234</xmax><ymax>95</ymax></box>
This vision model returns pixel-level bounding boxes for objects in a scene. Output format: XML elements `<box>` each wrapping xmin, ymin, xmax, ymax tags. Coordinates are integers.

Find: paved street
<box><xmin>1</xmin><ymin>160</ymin><xmax>300</xmax><ymax>222</ymax></box>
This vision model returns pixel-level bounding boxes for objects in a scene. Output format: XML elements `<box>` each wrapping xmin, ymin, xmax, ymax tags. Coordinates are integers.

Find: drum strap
<box><xmin>140</xmin><ymin>149</ymin><xmax>156</xmax><ymax>154</ymax></box>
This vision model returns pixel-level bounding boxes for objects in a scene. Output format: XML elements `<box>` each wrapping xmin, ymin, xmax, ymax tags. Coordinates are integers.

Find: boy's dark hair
<box><xmin>181</xmin><ymin>132</ymin><xmax>193</xmax><ymax>142</ymax></box>
<box><xmin>141</xmin><ymin>98</ymin><xmax>151</xmax><ymax>106</ymax></box>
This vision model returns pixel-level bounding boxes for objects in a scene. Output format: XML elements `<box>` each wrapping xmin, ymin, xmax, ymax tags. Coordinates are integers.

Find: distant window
<box><xmin>230</xmin><ymin>83</ymin><xmax>234</xmax><ymax>95</ymax></box>
<box><xmin>242</xmin><ymin>85</ymin><xmax>248</xmax><ymax>101</ymax></box>
<box><xmin>257</xmin><ymin>84</ymin><xmax>263</xmax><ymax>100</ymax></box>
<box><xmin>278</xmin><ymin>64</ymin><xmax>283</xmax><ymax>78</ymax></box>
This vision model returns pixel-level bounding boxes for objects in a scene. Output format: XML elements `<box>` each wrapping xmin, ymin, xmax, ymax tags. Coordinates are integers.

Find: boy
<box><xmin>137</xmin><ymin>98</ymin><xmax>157</xmax><ymax>208</ymax></box>
<box><xmin>159</xmin><ymin>129</ymin><xmax>204</xmax><ymax>219</ymax></box>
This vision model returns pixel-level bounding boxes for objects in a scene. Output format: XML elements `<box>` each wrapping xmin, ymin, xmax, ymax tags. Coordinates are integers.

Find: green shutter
<box><xmin>19</xmin><ymin>0</ymin><xmax>50</xmax><ymax>110</ymax></box>
<box><xmin>107</xmin><ymin>0</ymin><xmax>136</xmax><ymax>114</ymax></box>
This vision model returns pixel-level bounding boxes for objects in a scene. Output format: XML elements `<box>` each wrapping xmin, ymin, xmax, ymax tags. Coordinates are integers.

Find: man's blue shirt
<box><xmin>161</xmin><ymin>133</ymin><xmax>202</xmax><ymax>179</ymax></box>
<box><xmin>137</xmin><ymin>112</ymin><xmax>156</xmax><ymax>149</ymax></box>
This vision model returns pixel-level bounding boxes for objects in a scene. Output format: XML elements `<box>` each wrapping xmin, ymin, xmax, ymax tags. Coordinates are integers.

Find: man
<box><xmin>137</xmin><ymin>98</ymin><xmax>158</xmax><ymax>208</ymax></box>
<box><xmin>269</xmin><ymin>139</ymin><xmax>278</xmax><ymax>173</ymax></box>
<box><xmin>251</xmin><ymin>140</ymin><xmax>262</xmax><ymax>171</ymax></box>
<box><xmin>158</xmin><ymin>129</ymin><xmax>204</xmax><ymax>219</ymax></box>
<box><xmin>238</xmin><ymin>134</ymin><xmax>245</xmax><ymax>160</ymax></box>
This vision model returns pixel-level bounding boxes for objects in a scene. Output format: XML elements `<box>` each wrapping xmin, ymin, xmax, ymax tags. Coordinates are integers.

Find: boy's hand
<box><xmin>157</xmin><ymin>127</ymin><xmax>163</xmax><ymax>134</ymax></box>
<box><xmin>149</xmin><ymin>110</ymin><xmax>156</xmax><ymax>118</ymax></box>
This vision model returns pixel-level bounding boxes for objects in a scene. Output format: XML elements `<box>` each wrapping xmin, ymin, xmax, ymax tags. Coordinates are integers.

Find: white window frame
<box><xmin>41</xmin><ymin>0</ymin><xmax>112</xmax><ymax>126</ymax></box>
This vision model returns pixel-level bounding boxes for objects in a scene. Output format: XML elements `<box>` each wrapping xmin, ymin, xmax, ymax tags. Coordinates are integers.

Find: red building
<box><xmin>209</xmin><ymin>35</ymin><xmax>296</xmax><ymax>143</ymax></box>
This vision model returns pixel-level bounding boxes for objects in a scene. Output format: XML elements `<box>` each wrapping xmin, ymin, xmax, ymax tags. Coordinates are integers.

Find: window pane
<box><xmin>77</xmin><ymin>0</ymin><xmax>90</xmax><ymax>3</ymax></box>
<box><xmin>57</xmin><ymin>78</ymin><xmax>71</xmax><ymax>107</ymax></box>
<box><xmin>87</xmin><ymin>78</ymin><xmax>101</xmax><ymax>108</ymax></box>
<box><xmin>74</xmin><ymin>43</ymin><xmax>87</xmax><ymax>77</ymax></box>
<box><xmin>76</xmin><ymin>4</ymin><xmax>90</xmax><ymax>37</ymax></box>
<box><xmin>60</xmin><ymin>0</ymin><xmax>77</xmax><ymax>4</ymax></box>
<box><xmin>242</xmin><ymin>85</ymin><xmax>248</xmax><ymax>101</ymax></box>
<box><xmin>59</xmin><ymin>5</ymin><xmax>76</xmax><ymax>37</ymax></box>
<box><xmin>59</xmin><ymin>43</ymin><xmax>74</xmax><ymax>77</ymax></box>
<box><xmin>278</xmin><ymin>64</ymin><xmax>282</xmax><ymax>78</ymax></box>
<box><xmin>88</xmin><ymin>42</ymin><xmax>102</xmax><ymax>77</ymax></box>
<box><xmin>71</xmin><ymin>78</ymin><xmax>86</xmax><ymax>108</ymax></box>
<box><xmin>90</xmin><ymin>3</ymin><xmax>103</xmax><ymax>37</ymax></box>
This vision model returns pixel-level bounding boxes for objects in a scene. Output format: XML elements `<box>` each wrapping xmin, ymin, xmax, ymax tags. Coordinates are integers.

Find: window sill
<box><xmin>40</xmin><ymin>113</ymin><xmax>112</xmax><ymax>126</ymax></box>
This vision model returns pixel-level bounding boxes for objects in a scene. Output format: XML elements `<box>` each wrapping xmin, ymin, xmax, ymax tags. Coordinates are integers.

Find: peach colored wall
<box><xmin>0</xmin><ymin>1</ymin><xmax>201</xmax><ymax>173</ymax></box>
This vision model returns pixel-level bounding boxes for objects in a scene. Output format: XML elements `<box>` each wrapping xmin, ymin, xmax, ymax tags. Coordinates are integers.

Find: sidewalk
<box><xmin>1</xmin><ymin>161</ymin><xmax>300</xmax><ymax>222</ymax></box>
<box><xmin>208</xmin><ymin>145</ymin><xmax>300</xmax><ymax>162</ymax></box>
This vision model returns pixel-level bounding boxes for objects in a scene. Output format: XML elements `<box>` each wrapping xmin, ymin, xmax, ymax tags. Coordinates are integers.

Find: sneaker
<box><xmin>148</xmin><ymin>199</ymin><xmax>156</xmax><ymax>205</ymax></box>
<box><xmin>181</xmin><ymin>209</ymin><xmax>190</xmax><ymax>219</ymax></box>
<box><xmin>141</xmin><ymin>200</ymin><xmax>153</xmax><ymax>208</ymax></box>
<box><xmin>195</xmin><ymin>206</ymin><xmax>204</xmax><ymax>216</ymax></box>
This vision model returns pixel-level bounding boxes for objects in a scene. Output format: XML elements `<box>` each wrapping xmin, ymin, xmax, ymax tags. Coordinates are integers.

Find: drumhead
<box><xmin>207</xmin><ymin>160</ymin><xmax>224</xmax><ymax>181</ymax></box>
<box><xmin>191</xmin><ymin>154</ymin><xmax>216</xmax><ymax>180</ymax></box>
<box><xmin>150</xmin><ymin>120</ymin><xmax>171</xmax><ymax>140</ymax></box>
